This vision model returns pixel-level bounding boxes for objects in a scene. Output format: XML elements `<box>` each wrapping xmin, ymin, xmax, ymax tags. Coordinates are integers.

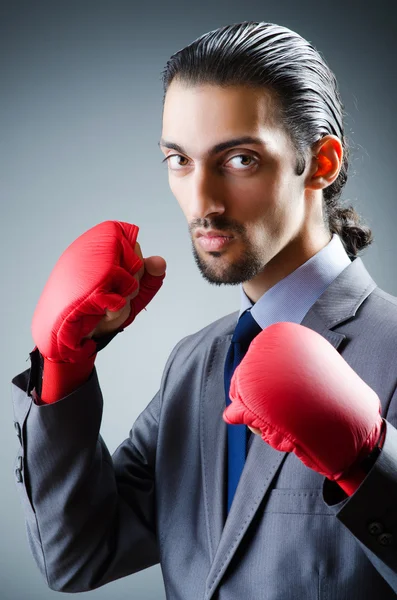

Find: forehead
<box><xmin>161</xmin><ymin>81</ymin><xmax>284</xmax><ymax>155</ymax></box>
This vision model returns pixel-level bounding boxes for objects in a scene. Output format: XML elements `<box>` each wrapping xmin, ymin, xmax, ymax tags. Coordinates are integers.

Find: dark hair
<box><xmin>161</xmin><ymin>22</ymin><xmax>373</xmax><ymax>257</ymax></box>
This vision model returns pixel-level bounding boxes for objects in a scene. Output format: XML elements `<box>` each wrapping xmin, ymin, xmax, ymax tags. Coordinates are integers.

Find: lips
<box><xmin>196</xmin><ymin>229</ymin><xmax>234</xmax><ymax>239</ymax></box>
<box><xmin>197</xmin><ymin>235</ymin><xmax>234</xmax><ymax>251</ymax></box>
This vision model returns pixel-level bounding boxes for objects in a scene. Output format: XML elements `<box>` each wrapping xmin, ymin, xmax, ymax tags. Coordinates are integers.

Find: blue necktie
<box><xmin>224</xmin><ymin>309</ymin><xmax>262</xmax><ymax>513</ymax></box>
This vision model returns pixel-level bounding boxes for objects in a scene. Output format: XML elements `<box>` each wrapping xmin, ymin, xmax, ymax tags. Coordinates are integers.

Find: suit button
<box><xmin>14</xmin><ymin>421</ymin><xmax>22</xmax><ymax>443</ymax></box>
<box><xmin>15</xmin><ymin>468</ymin><xmax>23</xmax><ymax>483</ymax></box>
<box><xmin>368</xmin><ymin>522</ymin><xmax>384</xmax><ymax>536</ymax></box>
<box><xmin>18</xmin><ymin>456</ymin><xmax>23</xmax><ymax>470</ymax></box>
<box><xmin>378</xmin><ymin>533</ymin><xmax>394</xmax><ymax>546</ymax></box>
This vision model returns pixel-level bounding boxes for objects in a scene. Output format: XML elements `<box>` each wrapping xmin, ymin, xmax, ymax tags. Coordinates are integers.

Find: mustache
<box><xmin>189</xmin><ymin>218</ymin><xmax>245</xmax><ymax>236</ymax></box>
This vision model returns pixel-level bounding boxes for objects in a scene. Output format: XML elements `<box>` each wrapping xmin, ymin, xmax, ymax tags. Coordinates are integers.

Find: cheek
<box><xmin>232</xmin><ymin>178</ymin><xmax>301</xmax><ymax>245</ymax></box>
<box><xmin>225</xmin><ymin>171</ymin><xmax>284</xmax><ymax>221</ymax></box>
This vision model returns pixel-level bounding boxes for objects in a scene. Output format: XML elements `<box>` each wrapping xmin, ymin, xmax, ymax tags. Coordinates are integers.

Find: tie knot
<box><xmin>232</xmin><ymin>310</ymin><xmax>262</xmax><ymax>348</ymax></box>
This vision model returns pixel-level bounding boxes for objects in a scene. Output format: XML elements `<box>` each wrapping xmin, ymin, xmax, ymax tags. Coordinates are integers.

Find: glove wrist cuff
<box><xmin>29</xmin><ymin>350</ymin><xmax>97</xmax><ymax>405</ymax></box>
<box><xmin>335</xmin><ymin>419</ymin><xmax>386</xmax><ymax>497</ymax></box>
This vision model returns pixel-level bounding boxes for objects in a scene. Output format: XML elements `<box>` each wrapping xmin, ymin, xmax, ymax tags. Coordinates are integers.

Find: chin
<box><xmin>192</xmin><ymin>239</ymin><xmax>262</xmax><ymax>285</ymax></box>
<box><xmin>199</xmin><ymin>265</ymin><xmax>248</xmax><ymax>286</ymax></box>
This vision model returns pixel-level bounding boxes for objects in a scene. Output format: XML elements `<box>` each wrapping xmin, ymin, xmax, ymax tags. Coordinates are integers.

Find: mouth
<box><xmin>195</xmin><ymin>228</ymin><xmax>235</xmax><ymax>238</ymax></box>
<box><xmin>196</xmin><ymin>234</ymin><xmax>234</xmax><ymax>252</ymax></box>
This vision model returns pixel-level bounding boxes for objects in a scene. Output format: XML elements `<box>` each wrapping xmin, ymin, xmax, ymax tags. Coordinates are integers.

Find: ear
<box><xmin>305</xmin><ymin>135</ymin><xmax>343</xmax><ymax>191</ymax></box>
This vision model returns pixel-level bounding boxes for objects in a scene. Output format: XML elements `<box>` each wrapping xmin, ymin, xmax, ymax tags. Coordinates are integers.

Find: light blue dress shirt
<box><xmin>239</xmin><ymin>233</ymin><xmax>351</xmax><ymax>328</ymax></box>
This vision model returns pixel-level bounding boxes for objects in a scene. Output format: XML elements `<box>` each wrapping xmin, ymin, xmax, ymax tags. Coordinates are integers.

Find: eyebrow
<box><xmin>158</xmin><ymin>136</ymin><xmax>265</xmax><ymax>156</ymax></box>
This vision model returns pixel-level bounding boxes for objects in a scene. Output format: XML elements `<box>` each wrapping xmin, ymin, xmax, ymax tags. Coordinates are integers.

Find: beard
<box><xmin>191</xmin><ymin>236</ymin><xmax>264</xmax><ymax>286</ymax></box>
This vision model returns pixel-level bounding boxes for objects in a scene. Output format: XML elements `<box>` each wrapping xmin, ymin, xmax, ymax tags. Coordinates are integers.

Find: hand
<box><xmin>31</xmin><ymin>221</ymin><xmax>166</xmax><ymax>404</ymax></box>
<box><xmin>84</xmin><ymin>242</ymin><xmax>166</xmax><ymax>339</ymax></box>
<box><xmin>248</xmin><ymin>426</ymin><xmax>262</xmax><ymax>436</ymax></box>
<box><xmin>32</xmin><ymin>221</ymin><xmax>166</xmax><ymax>364</ymax></box>
<box><xmin>223</xmin><ymin>322</ymin><xmax>383</xmax><ymax>496</ymax></box>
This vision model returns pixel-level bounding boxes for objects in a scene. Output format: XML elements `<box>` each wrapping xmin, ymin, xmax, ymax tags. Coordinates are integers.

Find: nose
<box><xmin>188</xmin><ymin>166</ymin><xmax>225</xmax><ymax>220</ymax></box>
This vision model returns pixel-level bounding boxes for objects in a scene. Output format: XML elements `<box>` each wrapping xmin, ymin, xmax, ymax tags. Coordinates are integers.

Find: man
<box><xmin>11</xmin><ymin>21</ymin><xmax>397</xmax><ymax>599</ymax></box>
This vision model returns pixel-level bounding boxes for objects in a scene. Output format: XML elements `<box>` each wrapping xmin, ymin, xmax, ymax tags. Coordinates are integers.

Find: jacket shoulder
<box><xmin>361</xmin><ymin>286</ymin><xmax>397</xmax><ymax>333</ymax></box>
<box><xmin>370</xmin><ymin>286</ymin><xmax>397</xmax><ymax>311</ymax></box>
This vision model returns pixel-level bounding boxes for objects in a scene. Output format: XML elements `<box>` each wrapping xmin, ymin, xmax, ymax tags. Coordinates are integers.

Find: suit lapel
<box><xmin>203</xmin><ymin>257</ymin><xmax>377</xmax><ymax>599</ymax></box>
<box><xmin>200</xmin><ymin>334</ymin><xmax>230</xmax><ymax>563</ymax></box>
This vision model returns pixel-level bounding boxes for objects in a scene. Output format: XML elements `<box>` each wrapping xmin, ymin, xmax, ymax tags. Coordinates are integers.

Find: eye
<box><xmin>163</xmin><ymin>154</ymin><xmax>189</xmax><ymax>169</ymax></box>
<box><xmin>226</xmin><ymin>154</ymin><xmax>257</xmax><ymax>169</ymax></box>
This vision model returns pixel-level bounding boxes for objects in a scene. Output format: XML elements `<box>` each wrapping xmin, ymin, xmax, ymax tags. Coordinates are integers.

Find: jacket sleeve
<box><xmin>323</xmin><ymin>381</ymin><xmax>397</xmax><ymax>593</ymax></box>
<box><xmin>11</xmin><ymin>340</ymin><xmax>183</xmax><ymax>593</ymax></box>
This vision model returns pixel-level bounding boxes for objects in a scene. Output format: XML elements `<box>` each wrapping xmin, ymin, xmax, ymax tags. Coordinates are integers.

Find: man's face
<box><xmin>160</xmin><ymin>80</ymin><xmax>309</xmax><ymax>286</ymax></box>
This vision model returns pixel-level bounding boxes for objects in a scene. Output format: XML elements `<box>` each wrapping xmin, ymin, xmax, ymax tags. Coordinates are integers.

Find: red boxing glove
<box><xmin>223</xmin><ymin>322</ymin><xmax>384</xmax><ymax>496</ymax></box>
<box><xmin>31</xmin><ymin>220</ymin><xmax>164</xmax><ymax>403</ymax></box>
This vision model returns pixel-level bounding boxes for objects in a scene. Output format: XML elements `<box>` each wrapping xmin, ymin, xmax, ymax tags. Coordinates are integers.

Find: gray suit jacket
<box><xmin>11</xmin><ymin>256</ymin><xmax>397</xmax><ymax>599</ymax></box>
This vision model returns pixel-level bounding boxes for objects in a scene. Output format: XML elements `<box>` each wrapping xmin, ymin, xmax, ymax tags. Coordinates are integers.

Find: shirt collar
<box><xmin>239</xmin><ymin>234</ymin><xmax>351</xmax><ymax>329</ymax></box>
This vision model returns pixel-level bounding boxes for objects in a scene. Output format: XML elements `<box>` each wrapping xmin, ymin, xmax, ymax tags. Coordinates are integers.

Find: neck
<box><xmin>243</xmin><ymin>229</ymin><xmax>332</xmax><ymax>303</ymax></box>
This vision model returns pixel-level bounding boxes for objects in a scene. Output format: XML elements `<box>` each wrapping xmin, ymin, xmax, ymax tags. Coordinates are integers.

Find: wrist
<box><xmin>33</xmin><ymin>352</ymin><xmax>97</xmax><ymax>405</ymax></box>
<box><xmin>357</xmin><ymin>418</ymin><xmax>386</xmax><ymax>472</ymax></box>
<box><xmin>335</xmin><ymin>419</ymin><xmax>386</xmax><ymax>496</ymax></box>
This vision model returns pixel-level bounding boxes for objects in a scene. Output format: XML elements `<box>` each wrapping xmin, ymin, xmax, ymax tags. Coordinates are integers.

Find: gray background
<box><xmin>1</xmin><ymin>0</ymin><xmax>396</xmax><ymax>598</ymax></box>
